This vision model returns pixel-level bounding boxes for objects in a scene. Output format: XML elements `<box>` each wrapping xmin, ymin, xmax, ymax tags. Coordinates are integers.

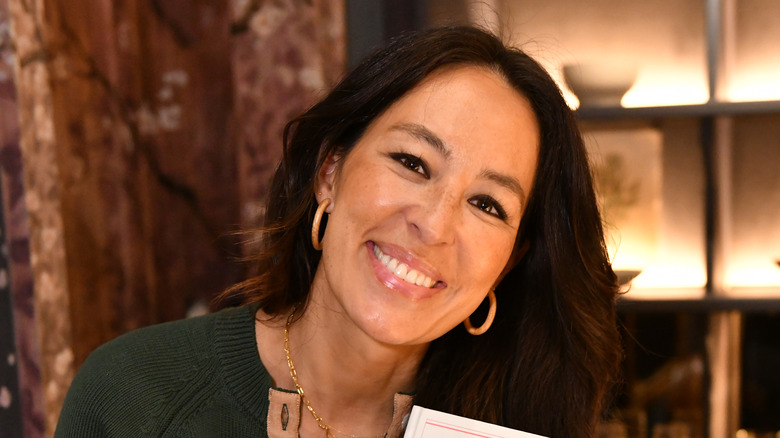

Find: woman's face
<box><xmin>314</xmin><ymin>65</ymin><xmax>540</xmax><ymax>346</ymax></box>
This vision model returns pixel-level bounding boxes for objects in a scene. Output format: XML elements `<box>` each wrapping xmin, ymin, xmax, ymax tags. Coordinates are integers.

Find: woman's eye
<box><xmin>470</xmin><ymin>195</ymin><xmax>508</xmax><ymax>220</ymax></box>
<box><xmin>390</xmin><ymin>153</ymin><xmax>429</xmax><ymax>177</ymax></box>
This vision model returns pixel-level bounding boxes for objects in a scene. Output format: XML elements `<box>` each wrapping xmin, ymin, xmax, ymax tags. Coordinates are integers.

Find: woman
<box><xmin>55</xmin><ymin>26</ymin><xmax>621</xmax><ymax>438</ymax></box>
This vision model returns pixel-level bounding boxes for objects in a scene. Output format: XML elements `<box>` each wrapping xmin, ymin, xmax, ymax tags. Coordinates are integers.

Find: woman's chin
<box><xmin>347</xmin><ymin>307</ymin><xmax>455</xmax><ymax>347</ymax></box>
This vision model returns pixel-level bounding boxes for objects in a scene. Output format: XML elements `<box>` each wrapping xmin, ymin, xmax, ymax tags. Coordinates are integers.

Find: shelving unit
<box><xmin>567</xmin><ymin>1</ymin><xmax>780</xmax><ymax>436</ymax></box>
<box><xmin>580</xmin><ymin>104</ymin><xmax>780</xmax><ymax>436</ymax></box>
<box><xmin>577</xmin><ymin>99</ymin><xmax>780</xmax><ymax>120</ymax></box>
<box><xmin>618</xmin><ymin>296</ymin><xmax>780</xmax><ymax>313</ymax></box>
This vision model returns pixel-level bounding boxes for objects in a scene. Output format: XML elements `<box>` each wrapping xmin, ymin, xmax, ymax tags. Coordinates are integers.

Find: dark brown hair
<box><xmin>220</xmin><ymin>26</ymin><xmax>621</xmax><ymax>437</ymax></box>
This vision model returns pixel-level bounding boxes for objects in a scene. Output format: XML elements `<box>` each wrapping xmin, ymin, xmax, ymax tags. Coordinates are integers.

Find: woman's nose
<box><xmin>406</xmin><ymin>189</ymin><xmax>459</xmax><ymax>246</ymax></box>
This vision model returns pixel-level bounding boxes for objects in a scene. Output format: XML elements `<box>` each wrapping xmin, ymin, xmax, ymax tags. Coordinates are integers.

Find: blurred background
<box><xmin>1</xmin><ymin>1</ymin><xmax>778</xmax><ymax>437</ymax></box>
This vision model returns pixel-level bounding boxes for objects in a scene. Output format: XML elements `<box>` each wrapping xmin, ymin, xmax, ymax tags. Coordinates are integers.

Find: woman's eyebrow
<box><xmin>389</xmin><ymin>123</ymin><xmax>452</xmax><ymax>159</ymax></box>
<box><xmin>480</xmin><ymin>169</ymin><xmax>527</xmax><ymax>207</ymax></box>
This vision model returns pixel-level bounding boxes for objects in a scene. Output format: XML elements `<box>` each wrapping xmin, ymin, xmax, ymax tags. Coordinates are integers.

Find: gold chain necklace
<box><xmin>283</xmin><ymin>313</ymin><xmax>387</xmax><ymax>438</ymax></box>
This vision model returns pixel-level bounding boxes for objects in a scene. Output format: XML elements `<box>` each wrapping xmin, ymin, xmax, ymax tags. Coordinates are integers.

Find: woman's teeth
<box><xmin>373</xmin><ymin>244</ymin><xmax>436</xmax><ymax>288</ymax></box>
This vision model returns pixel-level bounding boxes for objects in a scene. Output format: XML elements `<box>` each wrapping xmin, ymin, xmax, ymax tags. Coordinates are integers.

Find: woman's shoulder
<box><xmin>55</xmin><ymin>305</ymin><xmax>262</xmax><ymax>437</ymax></box>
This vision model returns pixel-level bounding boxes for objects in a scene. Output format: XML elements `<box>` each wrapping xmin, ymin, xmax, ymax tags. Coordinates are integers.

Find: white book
<box><xmin>403</xmin><ymin>406</ymin><xmax>548</xmax><ymax>438</ymax></box>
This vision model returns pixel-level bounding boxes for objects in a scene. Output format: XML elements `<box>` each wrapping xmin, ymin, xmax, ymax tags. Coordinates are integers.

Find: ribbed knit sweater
<box><xmin>54</xmin><ymin>305</ymin><xmax>274</xmax><ymax>437</ymax></box>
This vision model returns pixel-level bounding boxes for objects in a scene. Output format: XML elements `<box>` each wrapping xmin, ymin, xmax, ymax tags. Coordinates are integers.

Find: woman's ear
<box><xmin>315</xmin><ymin>153</ymin><xmax>339</xmax><ymax>209</ymax></box>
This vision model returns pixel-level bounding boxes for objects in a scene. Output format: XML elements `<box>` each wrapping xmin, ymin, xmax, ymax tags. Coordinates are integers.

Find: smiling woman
<box><xmin>54</xmin><ymin>26</ymin><xmax>621</xmax><ymax>438</ymax></box>
<box><xmin>312</xmin><ymin>65</ymin><xmax>539</xmax><ymax>348</ymax></box>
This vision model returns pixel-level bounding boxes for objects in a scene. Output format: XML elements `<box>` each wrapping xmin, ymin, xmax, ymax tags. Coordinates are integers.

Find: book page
<box><xmin>403</xmin><ymin>406</ymin><xmax>547</xmax><ymax>438</ymax></box>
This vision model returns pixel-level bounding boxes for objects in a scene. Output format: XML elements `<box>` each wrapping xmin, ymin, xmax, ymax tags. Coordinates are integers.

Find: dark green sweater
<box><xmin>54</xmin><ymin>305</ymin><xmax>273</xmax><ymax>437</ymax></box>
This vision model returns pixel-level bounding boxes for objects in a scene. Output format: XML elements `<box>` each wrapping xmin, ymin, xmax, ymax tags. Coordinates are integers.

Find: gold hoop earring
<box><xmin>463</xmin><ymin>289</ymin><xmax>497</xmax><ymax>336</ymax></box>
<box><xmin>311</xmin><ymin>198</ymin><xmax>331</xmax><ymax>250</ymax></box>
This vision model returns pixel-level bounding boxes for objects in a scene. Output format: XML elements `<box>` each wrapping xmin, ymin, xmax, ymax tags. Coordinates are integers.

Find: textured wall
<box><xmin>5</xmin><ymin>0</ymin><xmax>345</xmax><ymax>435</ymax></box>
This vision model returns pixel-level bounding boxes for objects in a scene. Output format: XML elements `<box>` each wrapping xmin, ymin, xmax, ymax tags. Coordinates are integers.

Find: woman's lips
<box><xmin>366</xmin><ymin>242</ymin><xmax>445</xmax><ymax>299</ymax></box>
<box><xmin>372</xmin><ymin>243</ymin><xmax>437</xmax><ymax>288</ymax></box>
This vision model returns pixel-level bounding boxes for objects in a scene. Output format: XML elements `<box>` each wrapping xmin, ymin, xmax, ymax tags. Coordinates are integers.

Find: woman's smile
<box><xmin>367</xmin><ymin>241</ymin><xmax>446</xmax><ymax>300</ymax></box>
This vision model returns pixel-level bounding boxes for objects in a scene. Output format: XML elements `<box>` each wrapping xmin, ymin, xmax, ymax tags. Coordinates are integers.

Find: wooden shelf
<box><xmin>618</xmin><ymin>295</ymin><xmax>780</xmax><ymax>313</ymax></box>
<box><xmin>575</xmin><ymin>100</ymin><xmax>780</xmax><ymax>120</ymax></box>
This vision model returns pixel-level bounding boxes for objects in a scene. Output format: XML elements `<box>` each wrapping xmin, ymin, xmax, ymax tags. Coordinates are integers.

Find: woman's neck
<box><xmin>255</xmin><ymin>294</ymin><xmax>428</xmax><ymax>437</ymax></box>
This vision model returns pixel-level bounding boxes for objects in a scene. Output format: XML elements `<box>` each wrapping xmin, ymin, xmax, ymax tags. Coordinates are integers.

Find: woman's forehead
<box><xmin>348</xmin><ymin>65</ymin><xmax>540</xmax><ymax>193</ymax></box>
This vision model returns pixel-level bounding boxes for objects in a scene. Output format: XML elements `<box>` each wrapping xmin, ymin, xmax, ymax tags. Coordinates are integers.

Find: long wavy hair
<box><xmin>219</xmin><ymin>26</ymin><xmax>621</xmax><ymax>437</ymax></box>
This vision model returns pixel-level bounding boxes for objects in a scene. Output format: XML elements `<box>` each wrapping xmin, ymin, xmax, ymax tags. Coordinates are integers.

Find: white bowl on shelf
<box><xmin>562</xmin><ymin>62</ymin><xmax>638</xmax><ymax>107</ymax></box>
